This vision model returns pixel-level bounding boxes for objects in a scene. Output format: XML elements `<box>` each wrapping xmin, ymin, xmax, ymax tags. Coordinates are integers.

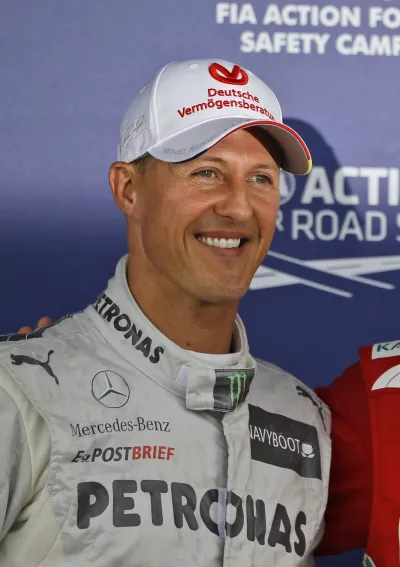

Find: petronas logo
<box><xmin>363</xmin><ymin>554</ymin><xmax>376</xmax><ymax>567</ymax></box>
<box><xmin>229</xmin><ymin>373</ymin><xmax>248</xmax><ymax>406</ymax></box>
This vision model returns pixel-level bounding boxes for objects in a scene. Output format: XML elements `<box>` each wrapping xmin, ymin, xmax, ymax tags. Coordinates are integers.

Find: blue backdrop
<box><xmin>1</xmin><ymin>1</ymin><xmax>400</xmax><ymax>564</ymax></box>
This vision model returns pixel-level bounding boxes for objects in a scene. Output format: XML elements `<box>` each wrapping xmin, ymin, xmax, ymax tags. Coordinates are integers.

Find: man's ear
<box><xmin>109</xmin><ymin>161</ymin><xmax>139</xmax><ymax>216</ymax></box>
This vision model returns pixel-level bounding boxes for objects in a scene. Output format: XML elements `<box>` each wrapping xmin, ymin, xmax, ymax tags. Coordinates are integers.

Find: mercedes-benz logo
<box><xmin>91</xmin><ymin>370</ymin><xmax>130</xmax><ymax>408</ymax></box>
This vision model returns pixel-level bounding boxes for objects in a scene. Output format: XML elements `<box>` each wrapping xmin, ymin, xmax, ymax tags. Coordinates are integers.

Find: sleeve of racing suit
<box><xmin>314</xmin><ymin>361</ymin><xmax>372</xmax><ymax>555</ymax></box>
<box><xmin>0</xmin><ymin>363</ymin><xmax>45</xmax><ymax>543</ymax></box>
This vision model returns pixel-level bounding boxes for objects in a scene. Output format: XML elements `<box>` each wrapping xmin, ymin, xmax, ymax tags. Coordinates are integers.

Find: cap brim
<box><xmin>147</xmin><ymin>117</ymin><xmax>312</xmax><ymax>175</ymax></box>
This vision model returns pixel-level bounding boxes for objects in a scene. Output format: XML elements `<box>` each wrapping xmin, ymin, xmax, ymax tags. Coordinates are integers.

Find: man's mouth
<box><xmin>195</xmin><ymin>235</ymin><xmax>244</xmax><ymax>249</ymax></box>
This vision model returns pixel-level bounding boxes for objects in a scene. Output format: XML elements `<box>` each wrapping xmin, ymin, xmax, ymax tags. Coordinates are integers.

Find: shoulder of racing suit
<box><xmin>0</xmin><ymin>358</ymin><xmax>51</xmax><ymax>547</ymax></box>
<box><xmin>0</xmin><ymin>312</ymin><xmax>87</xmax><ymax>349</ymax></box>
<box><xmin>251</xmin><ymin>358</ymin><xmax>331</xmax><ymax>434</ymax></box>
<box><xmin>0</xmin><ymin>313</ymin><xmax>86</xmax><ymax>541</ymax></box>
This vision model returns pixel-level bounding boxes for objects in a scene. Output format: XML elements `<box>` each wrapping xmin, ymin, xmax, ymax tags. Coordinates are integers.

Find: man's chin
<box><xmin>195</xmin><ymin>280</ymin><xmax>251</xmax><ymax>305</ymax></box>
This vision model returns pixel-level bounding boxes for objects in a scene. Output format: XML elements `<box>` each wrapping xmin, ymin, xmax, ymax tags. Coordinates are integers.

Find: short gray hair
<box><xmin>131</xmin><ymin>153</ymin><xmax>154</xmax><ymax>175</ymax></box>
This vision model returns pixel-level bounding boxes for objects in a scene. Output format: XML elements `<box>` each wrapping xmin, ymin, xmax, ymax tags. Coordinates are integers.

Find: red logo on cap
<box><xmin>209</xmin><ymin>63</ymin><xmax>249</xmax><ymax>85</ymax></box>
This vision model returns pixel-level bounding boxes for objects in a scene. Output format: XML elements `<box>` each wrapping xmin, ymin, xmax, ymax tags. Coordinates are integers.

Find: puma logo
<box><xmin>11</xmin><ymin>351</ymin><xmax>59</xmax><ymax>386</ymax></box>
<box><xmin>296</xmin><ymin>385</ymin><xmax>326</xmax><ymax>431</ymax></box>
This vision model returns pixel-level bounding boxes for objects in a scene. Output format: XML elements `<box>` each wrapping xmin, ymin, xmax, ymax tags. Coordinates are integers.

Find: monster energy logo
<box><xmin>229</xmin><ymin>373</ymin><xmax>248</xmax><ymax>406</ymax></box>
<box><xmin>213</xmin><ymin>368</ymin><xmax>255</xmax><ymax>411</ymax></box>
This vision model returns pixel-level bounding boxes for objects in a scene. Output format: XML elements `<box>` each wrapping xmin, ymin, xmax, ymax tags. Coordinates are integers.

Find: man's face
<box><xmin>130</xmin><ymin>127</ymin><xmax>281</xmax><ymax>303</ymax></box>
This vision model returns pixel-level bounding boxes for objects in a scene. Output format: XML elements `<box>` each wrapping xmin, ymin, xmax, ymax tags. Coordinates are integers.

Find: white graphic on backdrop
<box><xmin>251</xmin><ymin>254</ymin><xmax>400</xmax><ymax>298</ymax></box>
<box><xmin>279</xmin><ymin>170</ymin><xmax>296</xmax><ymax>206</ymax></box>
<box><xmin>251</xmin><ymin>168</ymin><xmax>400</xmax><ymax>297</ymax></box>
<box><xmin>277</xmin><ymin>167</ymin><xmax>400</xmax><ymax>243</ymax></box>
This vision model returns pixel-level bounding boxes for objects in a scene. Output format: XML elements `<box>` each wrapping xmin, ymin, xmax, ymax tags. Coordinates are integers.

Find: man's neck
<box><xmin>126</xmin><ymin>258</ymin><xmax>238</xmax><ymax>355</ymax></box>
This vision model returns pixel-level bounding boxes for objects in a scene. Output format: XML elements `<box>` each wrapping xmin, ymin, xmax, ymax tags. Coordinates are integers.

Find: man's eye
<box><xmin>194</xmin><ymin>169</ymin><xmax>216</xmax><ymax>179</ymax></box>
<box><xmin>253</xmin><ymin>174</ymin><xmax>272</xmax><ymax>184</ymax></box>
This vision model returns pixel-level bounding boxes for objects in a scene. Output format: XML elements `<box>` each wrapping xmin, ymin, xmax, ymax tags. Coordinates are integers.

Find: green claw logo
<box><xmin>229</xmin><ymin>373</ymin><xmax>248</xmax><ymax>406</ymax></box>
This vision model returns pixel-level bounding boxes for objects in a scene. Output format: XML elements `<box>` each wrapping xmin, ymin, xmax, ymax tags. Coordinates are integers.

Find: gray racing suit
<box><xmin>0</xmin><ymin>256</ymin><xmax>331</xmax><ymax>566</ymax></box>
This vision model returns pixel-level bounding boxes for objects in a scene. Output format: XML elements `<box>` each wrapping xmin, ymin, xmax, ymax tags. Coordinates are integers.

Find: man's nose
<box><xmin>213</xmin><ymin>180</ymin><xmax>253</xmax><ymax>223</ymax></box>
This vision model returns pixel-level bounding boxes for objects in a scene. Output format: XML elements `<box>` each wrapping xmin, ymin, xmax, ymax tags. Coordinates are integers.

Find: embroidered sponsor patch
<box><xmin>372</xmin><ymin>340</ymin><xmax>400</xmax><ymax>359</ymax></box>
<box><xmin>249</xmin><ymin>405</ymin><xmax>322</xmax><ymax>480</ymax></box>
<box><xmin>213</xmin><ymin>368</ymin><xmax>255</xmax><ymax>411</ymax></box>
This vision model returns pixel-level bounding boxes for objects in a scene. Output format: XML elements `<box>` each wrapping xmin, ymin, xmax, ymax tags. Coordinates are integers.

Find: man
<box><xmin>315</xmin><ymin>341</ymin><xmax>400</xmax><ymax>567</ymax></box>
<box><xmin>0</xmin><ymin>59</ymin><xmax>330</xmax><ymax>566</ymax></box>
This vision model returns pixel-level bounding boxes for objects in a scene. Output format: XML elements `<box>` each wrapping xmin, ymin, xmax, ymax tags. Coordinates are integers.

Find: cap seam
<box><xmin>151</xmin><ymin>62</ymin><xmax>174</xmax><ymax>142</ymax></box>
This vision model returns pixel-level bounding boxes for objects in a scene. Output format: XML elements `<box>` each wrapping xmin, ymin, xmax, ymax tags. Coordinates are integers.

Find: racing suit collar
<box><xmin>86</xmin><ymin>255</ymin><xmax>256</xmax><ymax>412</ymax></box>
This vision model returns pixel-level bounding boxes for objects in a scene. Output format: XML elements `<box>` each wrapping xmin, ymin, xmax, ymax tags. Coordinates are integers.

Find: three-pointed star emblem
<box><xmin>91</xmin><ymin>370</ymin><xmax>130</xmax><ymax>408</ymax></box>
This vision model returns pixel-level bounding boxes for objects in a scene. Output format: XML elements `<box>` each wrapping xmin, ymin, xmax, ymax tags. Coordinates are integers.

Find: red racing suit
<box><xmin>316</xmin><ymin>339</ymin><xmax>400</xmax><ymax>566</ymax></box>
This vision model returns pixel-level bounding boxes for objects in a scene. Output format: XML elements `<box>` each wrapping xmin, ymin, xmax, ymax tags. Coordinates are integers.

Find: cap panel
<box><xmin>118</xmin><ymin>76</ymin><xmax>158</xmax><ymax>162</ymax></box>
<box><xmin>150</xmin><ymin>63</ymin><xmax>174</xmax><ymax>144</ymax></box>
<box><xmin>153</xmin><ymin>59</ymin><xmax>282</xmax><ymax>141</ymax></box>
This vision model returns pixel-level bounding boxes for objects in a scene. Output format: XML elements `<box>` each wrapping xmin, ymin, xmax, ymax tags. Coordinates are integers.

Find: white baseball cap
<box><xmin>118</xmin><ymin>59</ymin><xmax>312</xmax><ymax>175</ymax></box>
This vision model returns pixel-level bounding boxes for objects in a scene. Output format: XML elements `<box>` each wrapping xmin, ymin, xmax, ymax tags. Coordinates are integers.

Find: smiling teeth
<box><xmin>197</xmin><ymin>236</ymin><xmax>241</xmax><ymax>249</ymax></box>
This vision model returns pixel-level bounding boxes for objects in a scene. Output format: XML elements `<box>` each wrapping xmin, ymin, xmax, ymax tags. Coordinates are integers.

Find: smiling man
<box><xmin>0</xmin><ymin>60</ymin><xmax>329</xmax><ymax>566</ymax></box>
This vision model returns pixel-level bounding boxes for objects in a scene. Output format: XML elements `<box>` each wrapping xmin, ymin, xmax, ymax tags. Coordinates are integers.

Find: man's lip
<box><xmin>194</xmin><ymin>231</ymin><xmax>250</xmax><ymax>239</ymax></box>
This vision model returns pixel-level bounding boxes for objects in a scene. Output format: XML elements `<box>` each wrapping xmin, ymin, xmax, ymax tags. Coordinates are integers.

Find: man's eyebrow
<box><xmin>194</xmin><ymin>156</ymin><xmax>278</xmax><ymax>170</ymax></box>
<box><xmin>192</xmin><ymin>156</ymin><xmax>225</xmax><ymax>164</ymax></box>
